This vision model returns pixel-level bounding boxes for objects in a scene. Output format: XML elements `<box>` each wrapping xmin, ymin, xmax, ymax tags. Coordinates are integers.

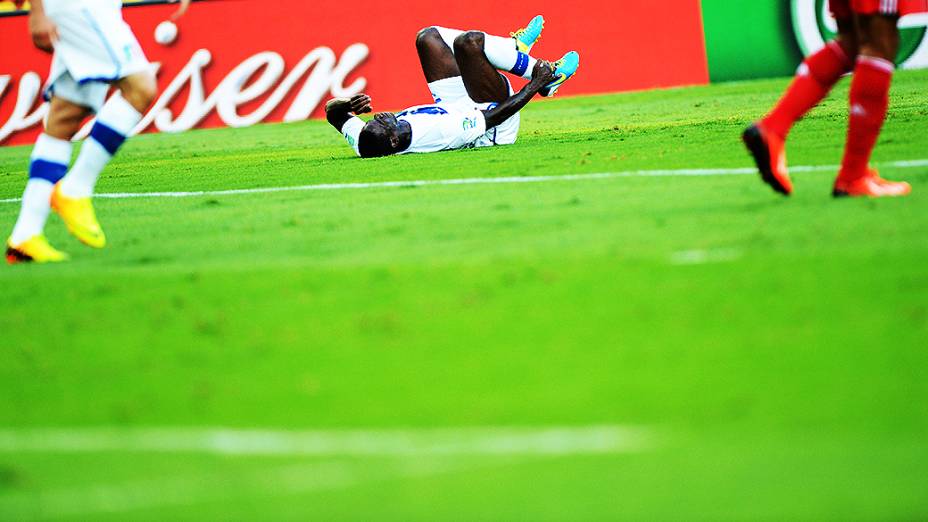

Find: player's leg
<box><xmin>48</xmin><ymin>3</ymin><xmax>156</xmax><ymax>247</ymax></box>
<box><xmin>743</xmin><ymin>1</ymin><xmax>857</xmax><ymax>196</ymax></box>
<box><xmin>760</xmin><ymin>18</ymin><xmax>857</xmax><ymax>139</ymax></box>
<box><xmin>58</xmin><ymin>71</ymin><xmax>154</xmax><ymax>201</ymax></box>
<box><xmin>114</xmin><ymin>72</ymin><xmax>159</xmax><ymax>114</ymax></box>
<box><xmin>418</xmin><ymin>23</ymin><xmax>540</xmax><ymax>104</ymax></box>
<box><xmin>431</xmin><ymin>19</ymin><xmax>575</xmax><ymax>103</ymax></box>
<box><xmin>52</xmin><ymin>71</ymin><xmax>156</xmax><ymax>248</ymax></box>
<box><xmin>834</xmin><ymin>12</ymin><xmax>909</xmax><ymax>196</ymax></box>
<box><xmin>416</xmin><ymin>27</ymin><xmax>461</xmax><ymax>83</ymax></box>
<box><xmin>420</xmin><ymin>17</ymin><xmax>544</xmax><ymax>103</ymax></box>
<box><xmin>427</xmin><ymin>16</ymin><xmax>544</xmax><ymax>78</ymax></box>
<box><xmin>452</xmin><ymin>31</ymin><xmax>514</xmax><ymax>104</ymax></box>
<box><xmin>6</xmin><ymin>98</ymin><xmax>91</xmax><ymax>264</ymax></box>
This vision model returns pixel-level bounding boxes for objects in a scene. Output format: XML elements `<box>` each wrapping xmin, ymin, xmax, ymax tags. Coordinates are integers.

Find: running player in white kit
<box><xmin>326</xmin><ymin>16</ymin><xmax>580</xmax><ymax>158</ymax></box>
<box><xmin>6</xmin><ymin>0</ymin><xmax>191</xmax><ymax>264</ymax></box>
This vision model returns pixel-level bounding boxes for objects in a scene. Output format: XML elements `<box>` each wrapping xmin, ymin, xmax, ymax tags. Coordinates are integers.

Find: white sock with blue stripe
<box><xmin>9</xmin><ymin>134</ymin><xmax>73</xmax><ymax>245</ymax></box>
<box><xmin>59</xmin><ymin>96</ymin><xmax>142</xmax><ymax>199</ymax></box>
<box><xmin>434</xmin><ymin>27</ymin><xmax>538</xmax><ymax>80</ymax></box>
<box><xmin>482</xmin><ymin>33</ymin><xmax>537</xmax><ymax>80</ymax></box>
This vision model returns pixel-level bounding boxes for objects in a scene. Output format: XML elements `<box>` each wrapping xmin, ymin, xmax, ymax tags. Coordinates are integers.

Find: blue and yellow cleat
<box><xmin>541</xmin><ymin>51</ymin><xmax>580</xmax><ymax>97</ymax></box>
<box><xmin>51</xmin><ymin>184</ymin><xmax>106</xmax><ymax>249</ymax></box>
<box><xmin>512</xmin><ymin>15</ymin><xmax>545</xmax><ymax>54</ymax></box>
<box><xmin>6</xmin><ymin>235</ymin><xmax>69</xmax><ymax>264</ymax></box>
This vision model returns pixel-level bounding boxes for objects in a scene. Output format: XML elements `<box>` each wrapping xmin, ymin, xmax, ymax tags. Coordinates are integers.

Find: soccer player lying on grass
<box><xmin>5</xmin><ymin>0</ymin><xmax>191</xmax><ymax>264</ymax></box>
<box><xmin>743</xmin><ymin>0</ymin><xmax>926</xmax><ymax>198</ymax></box>
<box><xmin>326</xmin><ymin>16</ymin><xmax>579</xmax><ymax>158</ymax></box>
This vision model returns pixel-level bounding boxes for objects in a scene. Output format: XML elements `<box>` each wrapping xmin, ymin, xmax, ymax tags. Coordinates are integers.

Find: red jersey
<box><xmin>830</xmin><ymin>0</ymin><xmax>928</xmax><ymax>17</ymax></box>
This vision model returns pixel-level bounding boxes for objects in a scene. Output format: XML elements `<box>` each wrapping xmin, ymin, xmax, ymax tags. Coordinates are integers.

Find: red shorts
<box><xmin>830</xmin><ymin>0</ymin><xmax>928</xmax><ymax>17</ymax></box>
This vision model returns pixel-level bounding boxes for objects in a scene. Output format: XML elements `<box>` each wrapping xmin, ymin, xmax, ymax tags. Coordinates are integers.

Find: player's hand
<box><xmin>325</xmin><ymin>97</ymin><xmax>352</xmax><ymax>115</ymax></box>
<box><xmin>530</xmin><ymin>60</ymin><xmax>556</xmax><ymax>86</ymax></box>
<box><xmin>326</xmin><ymin>95</ymin><xmax>372</xmax><ymax>116</ymax></box>
<box><xmin>349</xmin><ymin>94</ymin><xmax>372</xmax><ymax>114</ymax></box>
<box><xmin>169</xmin><ymin>0</ymin><xmax>192</xmax><ymax>21</ymax></box>
<box><xmin>29</xmin><ymin>11</ymin><xmax>58</xmax><ymax>53</ymax></box>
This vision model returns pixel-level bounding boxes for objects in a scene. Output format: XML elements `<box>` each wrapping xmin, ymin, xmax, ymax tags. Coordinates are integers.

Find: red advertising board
<box><xmin>0</xmin><ymin>0</ymin><xmax>709</xmax><ymax>146</ymax></box>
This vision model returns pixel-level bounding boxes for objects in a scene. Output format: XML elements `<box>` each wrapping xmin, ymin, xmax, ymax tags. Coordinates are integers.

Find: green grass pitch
<box><xmin>1</xmin><ymin>70</ymin><xmax>927</xmax><ymax>520</ymax></box>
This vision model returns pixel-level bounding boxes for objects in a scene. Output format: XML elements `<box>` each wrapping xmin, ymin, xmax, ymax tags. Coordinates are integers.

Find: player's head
<box><xmin>358</xmin><ymin>113</ymin><xmax>405</xmax><ymax>158</ymax></box>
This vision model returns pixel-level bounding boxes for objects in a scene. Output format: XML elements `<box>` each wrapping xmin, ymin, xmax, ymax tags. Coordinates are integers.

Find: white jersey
<box><xmin>42</xmin><ymin>0</ymin><xmax>150</xmax><ymax>112</ymax></box>
<box><xmin>427</xmin><ymin>76</ymin><xmax>520</xmax><ymax>148</ymax></box>
<box><xmin>43</xmin><ymin>0</ymin><xmax>122</xmax><ymax>16</ymax></box>
<box><xmin>339</xmin><ymin>76</ymin><xmax>519</xmax><ymax>157</ymax></box>
<box><xmin>395</xmin><ymin>105</ymin><xmax>488</xmax><ymax>155</ymax></box>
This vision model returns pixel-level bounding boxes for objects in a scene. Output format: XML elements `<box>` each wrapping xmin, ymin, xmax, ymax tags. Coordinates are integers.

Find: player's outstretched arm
<box><xmin>482</xmin><ymin>61</ymin><xmax>555</xmax><ymax>129</ymax></box>
<box><xmin>326</xmin><ymin>94</ymin><xmax>373</xmax><ymax>131</ymax></box>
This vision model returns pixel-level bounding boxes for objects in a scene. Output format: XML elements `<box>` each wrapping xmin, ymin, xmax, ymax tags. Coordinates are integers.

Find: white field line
<box><xmin>0</xmin><ymin>458</ymin><xmax>486</xmax><ymax>519</ymax></box>
<box><xmin>0</xmin><ymin>426</ymin><xmax>653</xmax><ymax>518</ymax></box>
<box><xmin>1</xmin><ymin>159</ymin><xmax>926</xmax><ymax>204</ymax></box>
<box><xmin>670</xmin><ymin>248</ymin><xmax>743</xmax><ymax>266</ymax></box>
<box><xmin>0</xmin><ymin>425</ymin><xmax>653</xmax><ymax>457</ymax></box>
<box><xmin>0</xmin><ymin>461</ymin><xmax>365</xmax><ymax>519</ymax></box>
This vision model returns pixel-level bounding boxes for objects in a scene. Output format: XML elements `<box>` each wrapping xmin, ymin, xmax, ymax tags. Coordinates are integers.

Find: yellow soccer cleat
<box><xmin>51</xmin><ymin>184</ymin><xmax>106</xmax><ymax>248</ymax></box>
<box><xmin>6</xmin><ymin>235</ymin><xmax>69</xmax><ymax>264</ymax></box>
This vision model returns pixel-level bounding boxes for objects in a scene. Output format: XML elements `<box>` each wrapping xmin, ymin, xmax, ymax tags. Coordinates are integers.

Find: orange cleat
<box><xmin>743</xmin><ymin>123</ymin><xmax>793</xmax><ymax>196</ymax></box>
<box><xmin>833</xmin><ymin>169</ymin><xmax>911</xmax><ymax>198</ymax></box>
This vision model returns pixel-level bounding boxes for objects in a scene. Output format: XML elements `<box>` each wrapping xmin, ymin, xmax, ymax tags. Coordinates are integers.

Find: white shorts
<box><xmin>44</xmin><ymin>4</ymin><xmax>150</xmax><ymax>112</ymax></box>
<box><xmin>427</xmin><ymin>75</ymin><xmax>520</xmax><ymax>148</ymax></box>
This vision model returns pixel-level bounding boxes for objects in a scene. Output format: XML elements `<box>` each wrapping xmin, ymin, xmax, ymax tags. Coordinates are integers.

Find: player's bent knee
<box><xmin>118</xmin><ymin>73</ymin><xmax>158</xmax><ymax>112</ymax></box>
<box><xmin>416</xmin><ymin>26</ymin><xmax>441</xmax><ymax>48</ymax></box>
<box><xmin>453</xmin><ymin>31</ymin><xmax>484</xmax><ymax>53</ymax></box>
<box><xmin>135</xmin><ymin>76</ymin><xmax>158</xmax><ymax>107</ymax></box>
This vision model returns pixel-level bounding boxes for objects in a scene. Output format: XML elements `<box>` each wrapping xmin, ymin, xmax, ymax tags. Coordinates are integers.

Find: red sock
<box><xmin>839</xmin><ymin>56</ymin><xmax>894</xmax><ymax>181</ymax></box>
<box><xmin>761</xmin><ymin>42</ymin><xmax>851</xmax><ymax>138</ymax></box>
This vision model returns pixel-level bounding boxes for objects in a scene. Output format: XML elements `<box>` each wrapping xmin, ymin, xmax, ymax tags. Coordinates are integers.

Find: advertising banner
<box><xmin>0</xmin><ymin>0</ymin><xmax>710</xmax><ymax>146</ymax></box>
<box><xmin>790</xmin><ymin>0</ymin><xmax>928</xmax><ymax>68</ymax></box>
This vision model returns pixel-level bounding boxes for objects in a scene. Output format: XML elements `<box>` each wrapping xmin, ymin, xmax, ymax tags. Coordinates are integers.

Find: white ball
<box><xmin>154</xmin><ymin>20</ymin><xmax>178</xmax><ymax>45</ymax></box>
